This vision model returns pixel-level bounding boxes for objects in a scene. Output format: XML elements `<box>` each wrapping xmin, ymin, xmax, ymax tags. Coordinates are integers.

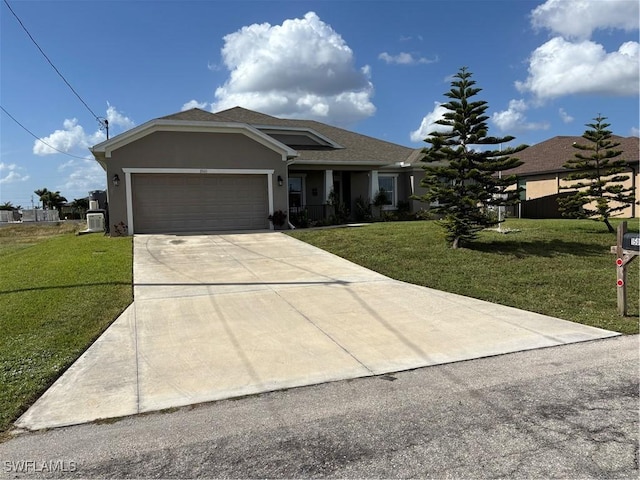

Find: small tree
<box><xmin>327</xmin><ymin>187</ymin><xmax>349</xmax><ymax>224</ymax></box>
<box><xmin>419</xmin><ymin>67</ymin><xmax>527</xmax><ymax>248</ymax></box>
<box><xmin>70</xmin><ymin>198</ymin><xmax>90</xmax><ymax>219</ymax></box>
<box><xmin>373</xmin><ymin>187</ymin><xmax>389</xmax><ymax>219</ymax></box>
<box><xmin>71</xmin><ymin>197</ymin><xmax>89</xmax><ymax>211</ymax></box>
<box><xmin>558</xmin><ymin>115</ymin><xmax>635</xmax><ymax>233</ymax></box>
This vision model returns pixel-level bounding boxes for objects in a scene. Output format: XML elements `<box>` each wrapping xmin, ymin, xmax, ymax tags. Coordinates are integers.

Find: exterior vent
<box><xmin>86</xmin><ymin>213</ymin><xmax>105</xmax><ymax>232</ymax></box>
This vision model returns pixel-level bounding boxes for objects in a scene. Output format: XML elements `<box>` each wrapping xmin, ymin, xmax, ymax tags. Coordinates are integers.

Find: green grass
<box><xmin>289</xmin><ymin>218</ymin><xmax>639</xmax><ymax>335</ymax></box>
<box><xmin>0</xmin><ymin>223</ymin><xmax>132</xmax><ymax>433</ymax></box>
<box><xmin>0</xmin><ymin>221</ymin><xmax>85</xmax><ymax>256</ymax></box>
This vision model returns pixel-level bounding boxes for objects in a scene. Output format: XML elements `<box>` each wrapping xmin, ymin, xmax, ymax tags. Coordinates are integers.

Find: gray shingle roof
<box><xmin>161</xmin><ymin>107</ymin><xmax>414</xmax><ymax>166</ymax></box>
<box><xmin>160</xmin><ymin>109</ymin><xmax>224</xmax><ymax>122</ymax></box>
<box><xmin>510</xmin><ymin>135</ymin><xmax>639</xmax><ymax>176</ymax></box>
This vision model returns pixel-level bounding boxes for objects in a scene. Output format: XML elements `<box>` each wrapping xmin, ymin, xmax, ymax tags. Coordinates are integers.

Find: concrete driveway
<box><xmin>15</xmin><ymin>231</ymin><xmax>619</xmax><ymax>431</ymax></box>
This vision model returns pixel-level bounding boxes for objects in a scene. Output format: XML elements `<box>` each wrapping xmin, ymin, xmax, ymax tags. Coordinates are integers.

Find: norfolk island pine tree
<box><xmin>418</xmin><ymin>67</ymin><xmax>527</xmax><ymax>248</ymax></box>
<box><xmin>558</xmin><ymin>115</ymin><xmax>636</xmax><ymax>233</ymax></box>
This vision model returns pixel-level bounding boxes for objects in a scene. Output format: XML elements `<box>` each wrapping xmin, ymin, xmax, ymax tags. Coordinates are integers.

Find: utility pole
<box><xmin>99</xmin><ymin>118</ymin><xmax>109</xmax><ymax>139</ymax></box>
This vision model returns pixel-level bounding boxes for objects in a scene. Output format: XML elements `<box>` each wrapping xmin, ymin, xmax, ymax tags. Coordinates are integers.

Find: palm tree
<box><xmin>0</xmin><ymin>201</ymin><xmax>17</xmax><ymax>211</ymax></box>
<box><xmin>34</xmin><ymin>188</ymin><xmax>67</xmax><ymax>210</ymax></box>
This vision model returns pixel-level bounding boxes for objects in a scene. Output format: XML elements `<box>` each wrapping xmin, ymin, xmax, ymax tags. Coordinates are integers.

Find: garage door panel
<box><xmin>132</xmin><ymin>174</ymin><xmax>269</xmax><ymax>233</ymax></box>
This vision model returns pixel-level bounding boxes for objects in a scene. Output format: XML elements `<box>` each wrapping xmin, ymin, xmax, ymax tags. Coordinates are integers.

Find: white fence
<box><xmin>1</xmin><ymin>209</ymin><xmax>61</xmax><ymax>223</ymax></box>
<box><xmin>0</xmin><ymin>210</ymin><xmax>16</xmax><ymax>222</ymax></box>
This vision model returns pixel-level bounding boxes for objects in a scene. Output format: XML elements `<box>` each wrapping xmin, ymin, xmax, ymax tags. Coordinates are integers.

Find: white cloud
<box><xmin>492</xmin><ymin>99</ymin><xmax>550</xmax><ymax>132</ymax></box>
<box><xmin>378</xmin><ymin>52</ymin><xmax>437</xmax><ymax>65</ymax></box>
<box><xmin>106</xmin><ymin>103</ymin><xmax>135</xmax><ymax>129</ymax></box>
<box><xmin>399</xmin><ymin>35</ymin><xmax>423</xmax><ymax>42</ymax></box>
<box><xmin>409</xmin><ymin>102</ymin><xmax>452</xmax><ymax>142</ymax></box>
<box><xmin>531</xmin><ymin>0</ymin><xmax>639</xmax><ymax>40</ymax></box>
<box><xmin>33</xmin><ymin>118</ymin><xmax>97</xmax><ymax>155</ymax></box>
<box><xmin>558</xmin><ymin>108</ymin><xmax>574</xmax><ymax>123</ymax></box>
<box><xmin>0</xmin><ymin>163</ymin><xmax>30</xmax><ymax>184</ymax></box>
<box><xmin>33</xmin><ymin>105</ymin><xmax>134</xmax><ymax>155</ymax></box>
<box><xmin>631</xmin><ymin>127</ymin><xmax>640</xmax><ymax>137</ymax></box>
<box><xmin>515</xmin><ymin>37</ymin><xmax>639</xmax><ymax>100</ymax></box>
<box><xmin>59</xmin><ymin>158</ymin><xmax>106</xmax><ymax>197</ymax></box>
<box><xmin>182</xmin><ymin>100</ymin><xmax>209</xmax><ymax>111</ymax></box>
<box><xmin>211</xmin><ymin>11</ymin><xmax>375</xmax><ymax>125</ymax></box>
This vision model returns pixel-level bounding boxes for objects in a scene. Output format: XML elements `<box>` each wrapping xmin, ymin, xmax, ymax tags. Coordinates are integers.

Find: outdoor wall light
<box><xmin>277</xmin><ymin>175</ymin><xmax>283</xmax><ymax>186</ymax></box>
<box><xmin>112</xmin><ymin>174</ymin><xmax>120</xmax><ymax>187</ymax></box>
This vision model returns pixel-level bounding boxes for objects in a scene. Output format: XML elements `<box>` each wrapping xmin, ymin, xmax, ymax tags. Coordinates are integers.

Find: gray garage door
<box><xmin>132</xmin><ymin>173</ymin><xmax>269</xmax><ymax>233</ymax></box>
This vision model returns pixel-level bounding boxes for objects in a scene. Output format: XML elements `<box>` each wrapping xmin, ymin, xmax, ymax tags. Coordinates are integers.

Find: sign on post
<box><xmin>611</xmin><ymin>221</ymin><xmax>639</xmax><ymax>316</ymax></box>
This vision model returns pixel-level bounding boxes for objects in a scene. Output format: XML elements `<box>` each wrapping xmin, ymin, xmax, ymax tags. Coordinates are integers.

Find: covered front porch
<box><xmin>286</xmin><ymin>167</ymin><xmax>415</xmax><ymax>227</ymax></box>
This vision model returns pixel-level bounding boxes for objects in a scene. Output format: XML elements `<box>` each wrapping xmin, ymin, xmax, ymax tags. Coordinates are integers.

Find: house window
<box><xmin>288</xmin><ymin>176</ymin><xmax>304</xmax><ymax>210</ymax></box>
<box><xmin>378</xmin><ymin>175</ymin><xmax>398</xmax><ymax>209</ymax></box>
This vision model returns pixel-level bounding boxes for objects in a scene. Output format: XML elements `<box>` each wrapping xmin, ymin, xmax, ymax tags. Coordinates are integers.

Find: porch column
<box><xmin>370</xmin><ymin>170</ymin><xmax>379</xmax><ymax>199</ymax></box>
<box><xmin>324</xmin><ymin>170</ymin><xmax>333</xmax><ymax>202</ymax></box>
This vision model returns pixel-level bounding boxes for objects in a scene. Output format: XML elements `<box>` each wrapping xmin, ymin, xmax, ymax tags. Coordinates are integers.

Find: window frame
<box><xmin>378</xmin><ymin>174</ymin><xmax>398</xmax><ymax>210</ymax></box>
<box><xmin>288</xmin><ymin>174</ymin><xmax>306</xmax><ymax>210</ymax></box>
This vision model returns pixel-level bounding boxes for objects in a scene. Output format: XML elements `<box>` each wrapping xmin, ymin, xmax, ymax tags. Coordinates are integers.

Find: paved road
<box><xmin>1</xmin><ymin>335</ymin><xmax>638</xmax><ymax>479</ymax></box>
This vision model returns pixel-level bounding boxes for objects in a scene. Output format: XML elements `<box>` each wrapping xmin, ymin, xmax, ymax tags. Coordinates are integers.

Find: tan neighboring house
<box><xmin>90</xmin><ymin>107</ymin><xmax>424</xmax><ymax>235</ymax></box>
<box><xmin>509</xmin><ymin>135</ymin><xmax>639</xmax><ymax>218</ymax></box>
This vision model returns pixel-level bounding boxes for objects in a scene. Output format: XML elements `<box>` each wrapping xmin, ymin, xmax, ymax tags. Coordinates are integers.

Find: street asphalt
<box><xmin>1</xmin><ymin>334</ymin><xmax>637</xmax><ymax>479</ymax></box>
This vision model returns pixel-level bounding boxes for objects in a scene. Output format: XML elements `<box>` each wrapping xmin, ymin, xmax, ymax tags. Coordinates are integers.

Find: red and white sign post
<box><xmin>612</xmin><ymin>221</ymin><xmax>639</xmax><ymax>316</ymax></box>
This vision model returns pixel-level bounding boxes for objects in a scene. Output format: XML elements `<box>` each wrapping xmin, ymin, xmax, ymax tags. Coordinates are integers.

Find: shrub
<box><xmin>268</xmin><ymin>210</ymin><xmax>287</xmax><ymax>228</ymax></box>
<box><xmin>354</xmin><ymin>196</ymin><xmax>373</xmax><ymax>222</ymax></box>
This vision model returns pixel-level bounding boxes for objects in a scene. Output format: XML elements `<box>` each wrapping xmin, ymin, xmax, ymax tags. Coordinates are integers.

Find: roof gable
<box><xmin>90</xmin><ymin>115</ymin><xmax>297</xmax><ymax>160</ymax></box>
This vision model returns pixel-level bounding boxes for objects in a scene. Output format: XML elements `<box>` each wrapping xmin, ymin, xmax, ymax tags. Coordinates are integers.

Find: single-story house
<box><xmin>90</xmin><ymin>107</ymin><xmax>427</xmax><ymax>235</ymax></box>
<box><xmin>509</xmin><ymin>135</ymin><xmax>639</xmax><ymax>218</ymax></box>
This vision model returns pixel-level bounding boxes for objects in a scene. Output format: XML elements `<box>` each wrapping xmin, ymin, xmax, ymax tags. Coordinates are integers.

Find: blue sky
<box><xmin>1</xmin><ymin>0</ymin><xmax>638</xmax><ymax>208</ymax></box>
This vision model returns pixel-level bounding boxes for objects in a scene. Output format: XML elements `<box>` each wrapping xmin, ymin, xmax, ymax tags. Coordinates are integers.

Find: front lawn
<box><xmin>0</xmin><ymin>223</ymin><xmax>132</xmax><ymax>433</ymax></box>
<box><xmin>289</xmin><ymin>219</ymin><xmax>639</xmax><ymax>335</ymax></box>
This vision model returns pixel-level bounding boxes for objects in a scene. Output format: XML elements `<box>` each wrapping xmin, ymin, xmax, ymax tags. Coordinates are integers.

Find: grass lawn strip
<box><xmin>289</xmin><ymin>219</ymin><xmax>639</xmax><ymax>335</ymax></box>
<box><xmin>0</xmin><ymin>223</ymin><xmax>132</xmax><ymax>433</ymax></box>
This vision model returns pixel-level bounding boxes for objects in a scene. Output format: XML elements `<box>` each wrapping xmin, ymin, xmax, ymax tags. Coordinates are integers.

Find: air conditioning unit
<box><xmin>86</xmin><ymin>213</ymin><xmax>105</xmax><ymax>232</ymax></box>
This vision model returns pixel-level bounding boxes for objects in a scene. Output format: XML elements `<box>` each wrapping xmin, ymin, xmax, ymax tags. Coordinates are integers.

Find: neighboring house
<box><xmin>509</xmin><ymin>135</ymin><xmax>639</xmax><ymax>219</ymax></box>
<box><xmin>90</xmin><ymin>107</ymin><xmax>425</xmax><ymax>235</ymax></box>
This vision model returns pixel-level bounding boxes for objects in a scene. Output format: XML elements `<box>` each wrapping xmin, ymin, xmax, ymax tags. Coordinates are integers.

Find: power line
<box><xmin>0</xmin><ymin>105</ymin><xmax>91</xmax><ymax>160</ymax></box>
<box><xmin>2</xmin><ymin>0</ymin><xmax>108</xmax><ymax>134</ymax></box>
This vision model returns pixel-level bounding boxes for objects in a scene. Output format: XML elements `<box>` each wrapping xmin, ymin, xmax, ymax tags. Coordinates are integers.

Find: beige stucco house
<box><xmin>90</xmin><ymin>107</ymin><xmax>423</xmax><ymax>235</ymax></box>
<box><xmin>510</xmin><ymin>135</ymin><xmax>639</xmax><ymax>218</ymax></box>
